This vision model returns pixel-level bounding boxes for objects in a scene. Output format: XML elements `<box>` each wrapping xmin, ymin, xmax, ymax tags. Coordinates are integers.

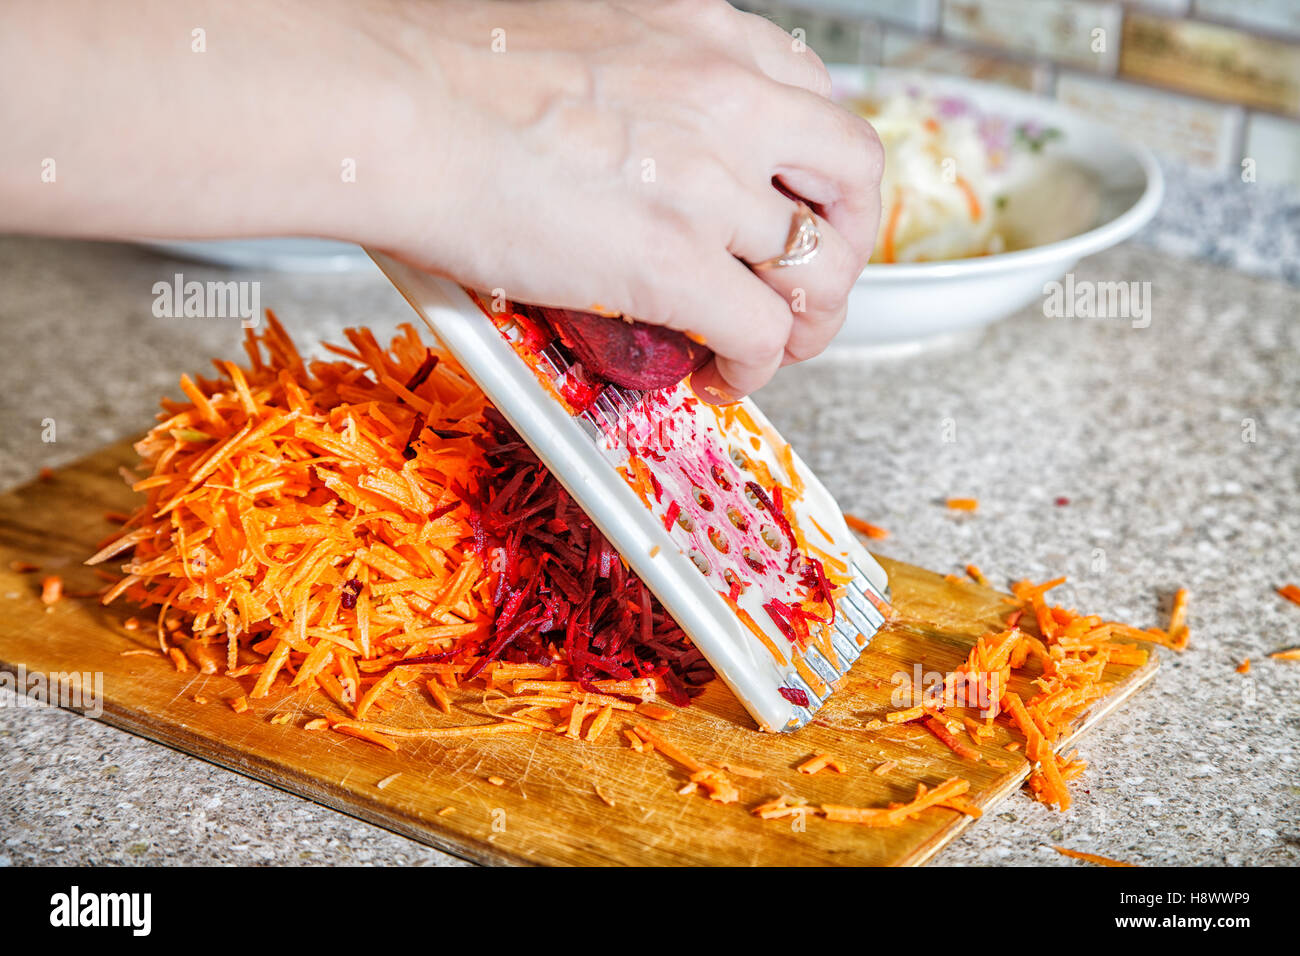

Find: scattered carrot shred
<box><xmin>633</xmin><ymin>724</ymin><xmax>704</xmax><ymax>774</ymax></box>
<box><xmin>1166</xmin><ymin>587</ymin><xmax>1190</xmax><ymax>650</ymax></box>
<box><xmin>797</xmin><ymin>753</ymin><xmax>848</xmax><ymax>775</ymax></box>
<box><xmin>822</xmin><ymin>777</ymin><xmax>973</xmax><ymax>826</ymax></box>
<box><xmin>39</xmin><ymin>575</ymin><xmax>63</xmax><ymax>605</ymax></box>
<box><xmin>718</xmin><ymin>762</ymin><xmax>764</xmax><ymax>779</ymax></box>
<box><xmin>945</xmin><ymin>498</ymin><xmax>978</xmax><ymax>512</ymax></box>
<box><xmin>923</xmin><ymin>716</ymin><xmax>981</xmax><ymax>762</ymax></box>
<box><xmin>1270</xmin><ymin>648</ymin><xmax>1300</xmax><ymax>661</ymax></box>
<box><xmin>636</xmin><ymin>703</ymin><xmax>676</xmax><ymax>721</ymax></box>
<box><xmin>1276</xmin><ymin>584</ymin><xmax>1300</xmax><ymax>606</ymax></box>
<box><xmin>1051</xmin><ymin>845</ymin><xmax>1137</xmax><ymax>867</ymax></box>
<box><xmin>1236</xmin><ymin>658</ymin><xmax>1251</xmax><ymax>674</ymax></box>
<box><xmin>844</xmin><ymin>514</ymin><xmax>890</xmax><ymax>539</ymax></box>
<box><xmin>333</xmin><ymin>722</ymin><xmax>398</xmax><ymax>751</ymax></box>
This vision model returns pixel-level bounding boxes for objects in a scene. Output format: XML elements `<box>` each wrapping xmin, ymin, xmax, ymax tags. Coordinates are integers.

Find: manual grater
<box><xmin>371</xmin><ymin>254</ymin><xmax>890</xmax><ymax>732</ymax></box>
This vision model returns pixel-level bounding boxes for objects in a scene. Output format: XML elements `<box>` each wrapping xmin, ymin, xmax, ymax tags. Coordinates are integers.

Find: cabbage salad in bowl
<box><xmin>823</xmin><ymin>68</ymin><xmax>1161</xmax><ymax>347</ymax></box>
<box><xmin>847</xmin><ymin>88</ymin><xmax>1064</xmax><ymax>265</ymax></box>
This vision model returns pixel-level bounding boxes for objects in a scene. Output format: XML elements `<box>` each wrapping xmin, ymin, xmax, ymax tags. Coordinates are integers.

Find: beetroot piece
<box><xmin>529</xmin><ymin>307</ymin><xmax>711</xmax><ymax>391</ymax></box>
<box><xmin>778</xmin><ymin>686</ymin><xmax>810</xmax><ymax>708</ymax></box>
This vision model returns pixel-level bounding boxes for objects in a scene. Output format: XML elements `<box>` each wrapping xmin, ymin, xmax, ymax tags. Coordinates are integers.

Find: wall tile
<box><xmin>770</xmin><ymin>0</ymin><xmax>942</xmax><ymax>32</ymax></box>
<box><xmin>1193</xmin><ymin>0</ymin><xmax>1300</xmax><ymax>40</ymax></box>
<box><xmin>1124</xmin><ymin>0</ymin><xmax>1190</xmax><ymax>14</ymax></box>
<box><xmin>740</xmin><ymin>2</ymin><xmax>876</xmax><ymax>64</ymax></box>
<box><xmin>941</xmin><ymin>0</ymin><xmax>1122</xmax><ymax>71</ymax></box>
<box><xmin>1120</xmin><ymin>13</ymin><xmax>1300</xmax><ymax>116</ymax></box>
<box><xmin>881</xmin><ymin>29</ymin><xmax>1052</xmax><ymax>91</ymax></box>
<box><xmin>1243</xmin><ymin>112</ymin><xmax>1300</xmax><ymax>188</ymax></box>
<box><xmin>1055</xmin><ymin>71</ymin><xmax>1243</xmax><ymax>170</ymax></box>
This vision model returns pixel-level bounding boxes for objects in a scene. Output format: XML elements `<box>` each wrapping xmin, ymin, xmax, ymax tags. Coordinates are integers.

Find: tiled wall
<box><xmin>736</xmin><ymin>0</ymin><xmax>1300</xmax><ymax>190</ymax></box>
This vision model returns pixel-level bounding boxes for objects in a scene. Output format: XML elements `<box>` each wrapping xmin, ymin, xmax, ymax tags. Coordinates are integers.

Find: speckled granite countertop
<box><xmin>1</xmin><ymin>236</ymin><xmax>1297</xmax><ymax>866</ymax></box>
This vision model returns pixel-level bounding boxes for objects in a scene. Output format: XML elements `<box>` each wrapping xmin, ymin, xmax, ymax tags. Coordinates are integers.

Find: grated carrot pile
<box><xmin>89</xmin><ymin>316</ymin><xmax>496</xmax><ymax>713</ymax></box>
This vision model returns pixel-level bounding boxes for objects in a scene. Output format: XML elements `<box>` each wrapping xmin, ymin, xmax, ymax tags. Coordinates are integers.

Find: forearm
<box><xmin>0</xmin><ymin>0</ymin><xmax>443</xmax><ymax>243</ymax></box>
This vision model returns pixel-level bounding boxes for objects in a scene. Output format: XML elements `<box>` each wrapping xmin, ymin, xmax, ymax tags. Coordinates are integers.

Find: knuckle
<box><xmin>624</xmin><ymin>220</ymin><xmax>697</xmax><ymax>321</ymax></box>
<box><xmin>688</xmin><ymin>0</ymin><xmax>740</xmax><ymax>27</ymax></box>
<box><xmin>687</xmin><ymin>58</ymin><xmax>758</xmax><ymax>114</ymax></box>
<box><xmin>801</xmin><ymin>49</ymin><xmax>833</xmax><ymax>98</ymax></box>
<box><xmin>799</xmin><ymin>243</ymin><xmax>859</xmax><ymax>312</ymax></box>
<box><xmin>850</xmin><ymin>115</ymin><xmax>885</xmax><ymax>176</ymax></box>
<box><xmin>746</xmin><ymin>305</ymin><xmax>793</xmax><ymax>359</ymax></box>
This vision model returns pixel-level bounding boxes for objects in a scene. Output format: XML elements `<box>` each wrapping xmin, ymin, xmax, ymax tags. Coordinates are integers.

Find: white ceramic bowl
<box><xmin>830</xmin><ymin>67</ymin><xmax>1163</xmax><ymax>348</ymax></box>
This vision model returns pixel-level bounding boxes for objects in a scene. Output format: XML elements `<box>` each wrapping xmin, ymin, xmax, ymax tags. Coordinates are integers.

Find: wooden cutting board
<box><xmin>0</xmin><ymin>439</ymin><xmax>1158</xmax><ymax>866</ymax></box>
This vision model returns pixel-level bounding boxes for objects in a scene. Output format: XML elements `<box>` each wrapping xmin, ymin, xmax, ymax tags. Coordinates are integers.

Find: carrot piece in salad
<box><xmin>880</xmin><ymin>192</ymin><xmax>904</xmax><ymax>264</ymax></box>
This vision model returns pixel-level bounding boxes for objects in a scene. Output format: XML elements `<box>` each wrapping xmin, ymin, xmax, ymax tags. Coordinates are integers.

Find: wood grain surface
<box><xmin>0</xmin><ymin>439</ymin><xmax>1158</xmax><ymax>866</ymax></box>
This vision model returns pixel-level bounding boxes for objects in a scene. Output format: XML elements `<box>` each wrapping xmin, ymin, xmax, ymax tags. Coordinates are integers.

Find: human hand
<box><xmin>363</xmin><ymin>0</ymin><xmax>884</xmax><ymax>399</ymax></box>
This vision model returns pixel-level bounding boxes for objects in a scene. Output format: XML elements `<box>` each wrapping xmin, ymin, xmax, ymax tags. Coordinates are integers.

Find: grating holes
<box><xmin>726</xmin><ymin>506</ymin><xmax>749</xmax><ymax>532</ymax></box>
<box><xmin>744</xmin><ymin>485</ymin><xmax>764</xmax><ymax>510</ymax></box>
<box><xmin>760</xmin><ymin>524</ymin><xmax>784</xmax><ymax>551</ymax></box>
<box><xmin>730</xmin><ymin>447</ymin><xmax>749</xmax><ymax>470</ymax></box>
<box><xmin>689</xmin><ymin>549</ymin><xmax>711</xmax><ymax>575</ymax></box>
<box><xmin>710</xmin><ymin>464</ymin><xmax>733</xmax><ymax>491</ymax></box>
<box><xmin>723</xmin><ymin>568</ymin><xmax>745</xmax><ymax>592</ymax></box>
<box><xmin>707</xmin><ymin>527</ymin><xmax>730</xmax><ymax>554</ymax></box>
<box><xmin>693</xmin><ymin>487</ymin><xmax>715</xmax><ymax>511</ymax></box>
<box><xmin>742</xmin><ymin>547</ymin><xmax>766</xmax><ymax>572</ymax></box>
<box><xmin>676</xmin><ymin>511</ymin><xmax>695</xmax><ymax>532</ymax></box>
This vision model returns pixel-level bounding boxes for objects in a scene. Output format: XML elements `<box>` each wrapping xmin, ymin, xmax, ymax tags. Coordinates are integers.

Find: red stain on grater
<box><xmin>370</xmin><ymin>254</ymin><xmax>891</xmax><ymax>732</ymax></box>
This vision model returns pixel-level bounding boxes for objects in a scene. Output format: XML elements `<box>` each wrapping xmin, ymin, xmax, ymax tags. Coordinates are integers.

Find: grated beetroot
<box><xmin>464</xmin><ymin>408</ymin><xmax>714</xmax><ymax>702</ymax></box>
